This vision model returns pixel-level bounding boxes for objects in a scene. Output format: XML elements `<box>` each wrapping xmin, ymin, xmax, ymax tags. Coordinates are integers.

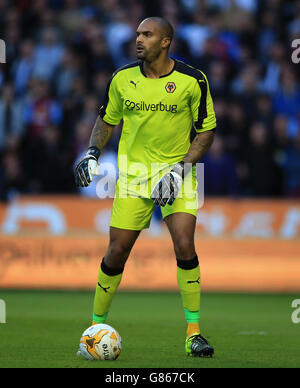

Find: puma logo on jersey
<box><xmin>187</xmin><ymin>277</ymin><xmax>200</xmax><ymax>284</ymax></box>
<box><xmin>130</xmin><ymin>80</ymin><xmax>138</xmax><ymax>88</ymax></box>
<box><xmin>98</xmin><ymin>282</ymin><xmax>111</xmax><ymax>293</ymax></box>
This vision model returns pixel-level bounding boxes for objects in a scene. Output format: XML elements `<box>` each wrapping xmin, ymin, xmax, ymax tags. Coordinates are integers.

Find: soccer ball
<box><xmin>78</xmin><ymin>323</ymin><xmax>122</xmax><ymax>360</ymax></box>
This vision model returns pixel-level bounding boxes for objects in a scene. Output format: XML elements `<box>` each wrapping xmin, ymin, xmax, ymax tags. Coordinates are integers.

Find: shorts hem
<box><xmin>161</xmin><ymin>209</ymin><xmax>198</xmax><ymax>220</ymax></box>
<box><xmin>110</xmin><ymin>223</ymin><xmax>150</xmax><ymax>231</ymax></box>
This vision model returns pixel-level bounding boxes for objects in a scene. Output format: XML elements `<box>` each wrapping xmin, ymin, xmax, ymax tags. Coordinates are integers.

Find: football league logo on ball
<box><xmin>165</xmin><ymin>82</ymin><xmax>176</xmax><ymax>93</ymax></box>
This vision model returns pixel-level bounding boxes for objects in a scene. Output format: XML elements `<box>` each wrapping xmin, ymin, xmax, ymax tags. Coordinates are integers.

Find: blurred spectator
<box><xmin>207</xmin><ymin>0</ymin><xmax>257</xmax><ymax>13</ymax></box>
<box><xmin>254</xmin><ymin>93</ymin><xmax>274</xmax><ymax>130</ymax></box>
<box><xmin>259</xmin><ymin>42</ymin><xmax>285</xmax><ymax>94</ymax></box>
<box><xmin>272</xmin><ymin>115</ymin><xmax>290</xmax><ymax>152</ymax></box>
<box><xmin>20</xmin><ymin>0</ymin><xmax>50</xmax><ymax>38</ymax></box>
<box><xmin>61</xmin><ymin>75</ymin><xmax>88</xmax><ymax>140</ymax></box>
<box><xmin>12</xmin><ymin>39</ymin><xmax>35</xmax><ymax>96</ymax></box>
<box><xmin>179</xmin><ymin>11</ymin><xmax>213</xmax><ymax>59</ymax></box>
<box><xmin>55</xmin><ymin>48</ymin><xmax>81</xmax><ymax>99</ymax></box>
<box><xmin>0</xmin><ymin>150</ymin><xmax>26</xmax><ymax>201</ymax></box>
<box><xmin>0</xmin><ymin>0</ymin><xmax>7</xmax><ymax>29</ymax></box>
<box><xmin>32</xmin><ymin>27</ymin><xmax>65</xmax><ymax>80</ymax></box>
<box><xmin>0</xmin><ymin>84</ymin><xmax>25</xmax><ymax>151</ymax></box>
<box><xmin>3</xmin><ymin>23</ymin><xmax>20</xmax><ymax>80</ymax></box>
<box><xmin>282</xmin><ymin>133</ymin><xmax>300</xmax><ymax>197</ymax></box>
<box><xmin>258</xmin><ymin>10</ymin><xmax>278</xmax><ymax>64</ymax></box>
<box><xmin>93</xmin><ymin>71</ymin><xmax>112</xmax><ymax>102</ymax></box>
<box><xmin>288</xmin><ymin>2</ymin><xmax>300</xmax><ymax>40</ymax></box>
<box><xmin>80</xmin><ymin>94</ymin><xmax>99</xmax><ymax>126</ymax></box>
<box><xmin>73</xmin><ymin>118</ymin><xmax>92</xmax><ymax>157</ymax></box>
<box><xmin>36</xmin><ymin>125</ymin><xmax>74</xmax><ymax>192</ymax></box>
<box><xmin>23</xmin><ymin>78</ymin><xmax>62</xmax><ymax>140</ymax></box>
<box><xmin>88</xmin><ymin>37</ymin><xmax>115</xmax><ymax>74</ymax></box>
<box><xmin>218</xmin><ymin>0</ymin><xmax>256</xmax><ymax>36</ymax></box>
<box><xmin>231</xmin><ymin>63</ymin><xmax>261</xmax><ymax>119</ymax></box>
<box><xmin>59</xmin><ymin>0</ymin><xmax>86</xmax><ymax>40</ymax></box>
<box><xmin>105</xmin><ymin>7</ymin><xmax>134</xmax><ymax>67</ymax></box>
<box><xmin>222</xmin><ymin>100</ymin><xmax>249</xmax><ymax>159</ymax></box>
<box><xmin>272</xmin><ymin>67</ymin><xmax>300</xmax><ymax>135</ymax></box>
<box><xmin>271</xmin><ymin>115</ymin><xmax>290</xmax><ymax>196</ymax></box>
<box><xmin>242</xmin><ymin>122</ymin><xmax>276</xmax><ymax>196</ymax></box>
<box><xmin>207</xmin><ymin>61</ymin><xmax>228</xmax><ymax>97</ymax></box>
<box><xmin>202</xmin><ymin>136</ymin><xmax>239</xmax><ymax>196</ymax></box>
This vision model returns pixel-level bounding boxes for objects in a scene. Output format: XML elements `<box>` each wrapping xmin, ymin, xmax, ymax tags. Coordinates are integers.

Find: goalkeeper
<box><xmin>75</xmin><ymin>17</ymin><xmax>216</xmax><ymax>357</ymax></box>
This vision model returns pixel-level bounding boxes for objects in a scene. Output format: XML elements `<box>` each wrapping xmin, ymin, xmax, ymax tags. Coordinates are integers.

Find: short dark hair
<box><xmin>143</xmin><ymin>17</ymin><xmax>174</xmax><ymax>44</ymax></box>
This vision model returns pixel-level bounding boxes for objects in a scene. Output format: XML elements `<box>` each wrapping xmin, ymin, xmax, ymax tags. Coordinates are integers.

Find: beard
<box><xmin>136</xmin><ymin>46</ymin><xmax>162</xmax><ymax>62</ymax></box>
<box><xmin>136</xmin><ymin>49</ymin><xmax>147</xmax><ymax>60</ymax></box>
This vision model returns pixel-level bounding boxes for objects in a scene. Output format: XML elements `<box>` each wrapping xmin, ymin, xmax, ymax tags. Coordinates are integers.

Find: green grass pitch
<box><xmin>0</xmin><ymin>290</ymin><xmax>299</xmax><ymax>368</ymax></box>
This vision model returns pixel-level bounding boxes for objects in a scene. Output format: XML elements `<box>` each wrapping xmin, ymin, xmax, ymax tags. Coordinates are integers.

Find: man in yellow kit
<box><xmin>75</xmin><ymin>17</ymin><xmax>216</xmax><ymax>357</ymax></box>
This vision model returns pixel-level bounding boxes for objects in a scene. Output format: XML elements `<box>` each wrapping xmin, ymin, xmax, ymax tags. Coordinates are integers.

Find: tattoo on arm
<box><xmin>89</xmin><ymin>116</ymin><xmax>115</xmax><ymax>151</ymax></box>
<box><xmin>183</xmin><ymin>129</ymin><xmax>215</xmax><ymax>165</ymax></box>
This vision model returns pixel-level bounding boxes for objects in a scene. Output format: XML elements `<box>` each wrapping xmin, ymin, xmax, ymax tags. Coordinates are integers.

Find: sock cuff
<box><xmin>176</xmin><ymin>255</ymin><xmax>199</xmax><ymax>270</ymax></box>
<box><xmin>101</xmin><ymin>258</ymin><xmax>124</xmax><ymax>276</ymax></box>
<box><xmin>184</xmin><ymin>308</ymin><xmax>200</xmax><ymax>323</ymax></box>
<box><xmin>93</xmin><ymin>312</ymin><xmax>108</xmax><ymax>323</ymax></box>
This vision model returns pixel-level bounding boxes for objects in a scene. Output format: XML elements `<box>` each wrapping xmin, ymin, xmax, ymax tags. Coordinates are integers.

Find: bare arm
<box><xmin>182</xmin><ymin>129</ymin><xmax>215</xmax><ymax>165</ymax></box>
<box><xmin>89</xmin><ymin>116</ymin><xmax>115</xmax><ymax>152</ymax></box>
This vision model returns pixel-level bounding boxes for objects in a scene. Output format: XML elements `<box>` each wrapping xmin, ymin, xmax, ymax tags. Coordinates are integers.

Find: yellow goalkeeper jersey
<box><xmin>100</xmin><ymin>59</ymin><xmax>216</xmax><ymax>197</ymax></box>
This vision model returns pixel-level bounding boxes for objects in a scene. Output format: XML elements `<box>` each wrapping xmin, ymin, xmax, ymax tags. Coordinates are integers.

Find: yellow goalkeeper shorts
<box><xmin>110</xmin><ymin>170</ymin><xmax>198</xmax><ymax>231</ymax></box>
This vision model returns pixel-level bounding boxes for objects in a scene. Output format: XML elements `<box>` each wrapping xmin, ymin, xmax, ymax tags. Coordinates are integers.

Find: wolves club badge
<box><xmin>165</xmin><ymin>82</ymin><xmax>176</xmax><ymax>93</ymax></box>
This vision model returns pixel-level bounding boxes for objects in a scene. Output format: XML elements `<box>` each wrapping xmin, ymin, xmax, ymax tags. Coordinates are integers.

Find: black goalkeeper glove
<box><xmin>74</xmin><ymin>146</ymin><xmax>100</xmax><ymax>187</ymax></box>
<box><xmin>151</xmin><ymin>161</ymin><xmax>190</xmax><ymax>207</ymax></box>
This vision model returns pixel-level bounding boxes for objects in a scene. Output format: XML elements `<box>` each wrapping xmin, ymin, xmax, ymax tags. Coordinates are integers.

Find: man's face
<box><xmin>136</xmin><ymin>20</ymin><xmax>167</xmax><ymax>62</ymax></box>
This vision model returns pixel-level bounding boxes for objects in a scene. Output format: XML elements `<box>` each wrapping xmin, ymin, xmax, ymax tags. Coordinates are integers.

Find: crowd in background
<box><xmin>0</xmin><ymin>0</ymin><xmax>300</xmax><ymax>202</ymax></box>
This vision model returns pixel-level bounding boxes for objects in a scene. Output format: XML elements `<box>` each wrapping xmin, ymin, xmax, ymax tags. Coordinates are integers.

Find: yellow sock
<box><xmin>177</xmin><ymin>265</ymin><xmax>200</xmax><ymax>309</ymax></box>
<box><xmin>176</xmin><ymin>256</ymin><xmax>201</xmax><ymax>339</ymax></box>
<box><xmin>92</xmin><ymin>258</ymin><xmax>123</xmax><ymax>324</ymax></box>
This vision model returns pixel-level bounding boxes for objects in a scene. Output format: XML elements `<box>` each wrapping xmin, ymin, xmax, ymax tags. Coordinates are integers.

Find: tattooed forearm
<box><xmin>183</xmin><ymin>129</ymin><xmax>215</xmax><ymax>165</ymax></box>
<box><xmin>89</xmin><ymin>116</ymin><xmax>115</xmax><ymax>151</ymax></box>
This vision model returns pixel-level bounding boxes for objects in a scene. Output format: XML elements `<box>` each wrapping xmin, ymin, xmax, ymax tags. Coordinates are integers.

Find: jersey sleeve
<box><xmin>191</xmin><ymin>72</ymin><xmax>216</xmax><ymax>133</ymax></box>
<box><xmin>99</xmin><ymin>73</ymin><xmax>123</xmax><ymax>125</ymax></box>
